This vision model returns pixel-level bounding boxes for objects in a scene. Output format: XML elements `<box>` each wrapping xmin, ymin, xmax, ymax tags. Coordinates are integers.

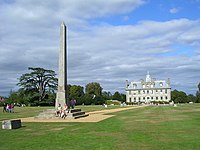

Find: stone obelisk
<box><xmin>55</xmin><ymin>22</ymin><xmax>67</xmax><ymax>108</ymax></box>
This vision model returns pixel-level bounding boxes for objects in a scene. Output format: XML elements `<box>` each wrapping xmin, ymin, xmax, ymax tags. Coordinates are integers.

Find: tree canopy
<box><xmin>17</xmin><ymin>67</ymin><xmax>58</xmax><ymax>102</ymax></box>
<box><xmin>85</xmin><ymin>82</ymin><xmax>103</xmax><ymax>96</ymax></box>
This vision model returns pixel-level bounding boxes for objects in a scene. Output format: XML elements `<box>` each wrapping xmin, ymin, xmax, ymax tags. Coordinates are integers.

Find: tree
<box><xmin>196</xmin><ymin>83</ymin><xmax>200</xmax><ymax>103</ymax></box>
<box><xmin>102</xmin><ymin>91</ymin><xmax>112</xmax><ymax>100</ymax></box>
<box><xmin>171</xmin><ymin>89</ymin><xmax>188</xmax><ymax>103</ymax></box>
<box><xmin>112</xmin><ymin>91</ymin><xmax>126</xmax><ymax>102</ymax></box>
<box><xmin>17</xmin><ymin>67</ymin><xmax>58</xmax><ymax>102</ymax></box>
<box><xmin>187</xmin><ymin>94</ymin><xmax>197</xmax><ymax>103</ymax></box>
<box><xmin>69</xmin><ymin>85</ymin><xmax>84</xmax><ymax>105</ymax></box>
<box><xmin>113</xmin><ymin>91</ymin><xmax>121</xmax><ymax>100</ymax></box>
<box><xmin>82</xmin><ymin>94</ymin><xmax>93</xmax><ymax>105</ymax></box>
<box><xmin>85</xmin><ymin>82</ymin><xmax>103</xmax><ymax>97</ymax></box>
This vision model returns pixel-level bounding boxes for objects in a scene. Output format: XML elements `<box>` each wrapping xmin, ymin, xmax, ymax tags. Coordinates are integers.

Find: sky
<box><xmin>0</xmin><ymin>0</ymin><xmax>200</xmax><ymax>97</ymax></box>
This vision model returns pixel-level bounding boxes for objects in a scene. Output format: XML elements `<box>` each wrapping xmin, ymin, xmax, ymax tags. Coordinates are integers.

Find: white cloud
<box><xmin>122</xmin><ymin>16</ymin><xmax>130</xmax><ymax>21</ymax></box>
<box><xmin>169</xmin><ymin>7</ymin><xmax>179</xmax><ymax>14</ymax></box>
<box><xmin>0</xmin><ymin>0</ymin><xmax>200</xmax><ymax>96</ymax></box>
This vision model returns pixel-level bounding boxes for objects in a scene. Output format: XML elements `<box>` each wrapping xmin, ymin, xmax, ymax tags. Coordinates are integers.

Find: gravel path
<box><xmin>20</xmin><ymin>105</ymin><xmax>147</xmax><ymax>123</ymax></box>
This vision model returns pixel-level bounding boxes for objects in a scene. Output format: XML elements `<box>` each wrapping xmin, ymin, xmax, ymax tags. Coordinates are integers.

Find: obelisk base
<box><xmin>55</xmin><ymin>91</ymin><xmax>66</xmax><ymax>108</ymax></box>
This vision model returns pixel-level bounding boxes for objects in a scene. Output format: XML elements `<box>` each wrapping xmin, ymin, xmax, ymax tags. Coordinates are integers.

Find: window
<box><xmin>151</xmin><ymin>97</ymin><xmax>153</xmax><ymax>100</ymax></box>
<box><xmin>133</xmin><ymin>84</ymin><xmax>137</xmax><ymax>89</ymax></box>
<box><xmin>165</xmin><ymin>89</ymin><xmax>167</xmax><ymax>94</ymax></box>
<box><xmin>161</xmin><ymin>97</ymin><xmax>163</xmax><ymax>100</ymax></box>
<box><xmin>143</xmin><ymin>97</ymin><xmax>145</xmax><ymax>100</ymax></box>
<box><xmin>160</xmin><ymin>82</ymin><xmax>163</xmax><ymax>87</ymax></box>
<box><xmin>165</xmin><ymin>96</ymin><xmax>168</xmax><ymax>100</ymax></box>
<box><xmin>129</xmin><ymin>98</ymin><xmax>131</xmax><ymax>101</ymax></box>
<box><xmin>147</xmin><ymin>90</ymin><xmax>149</xmax><ymax>94</ymax></box>
<box><xmin>138</xmin><ymin>90</ymin><xmax>140</xmax><ymax>94</ymax></box>
<box><xmin>156</xmin><ymin>97</ymin><xmax>158</xmax><ymax>100</ymax></box>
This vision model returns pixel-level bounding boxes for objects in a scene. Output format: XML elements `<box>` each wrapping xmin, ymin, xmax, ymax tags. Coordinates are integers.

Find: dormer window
<box><xmin>133</xmin><ymin>84</ymin><xmax>137</xmax><ymax>89</ymax></box>
<box><xmin>159</xmin><ymin>82</ymin><xmax>163</xmax><ymax>87</ymax></box>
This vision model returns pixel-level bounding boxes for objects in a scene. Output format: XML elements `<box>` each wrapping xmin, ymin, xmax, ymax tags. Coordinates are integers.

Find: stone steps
<box><xmin>74</xmin><ymin>113</ymin><xmax>89</xmax><ymax>119</ymax></box>
<box><xmin>65</xmin><ymin>108</ymin><xmax>89</xmax><ymax>119</ymax></box>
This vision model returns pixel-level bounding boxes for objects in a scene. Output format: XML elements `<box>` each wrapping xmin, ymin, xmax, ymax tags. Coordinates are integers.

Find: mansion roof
<box><xmin>126</xmin><ymin>72</ymin><xmax>170</xmax><ymax>90</ymax></box>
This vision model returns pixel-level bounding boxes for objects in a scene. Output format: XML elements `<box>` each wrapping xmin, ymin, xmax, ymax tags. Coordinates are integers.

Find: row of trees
<box><xmin>1</xmin><ymin>67</ymin><xmax>200</xmax><ymax>106</ymax></box>
<box><xmin>171</xmin><ymin>83</ymin><xmax>200</xmax><ymax>103</ymax></box>
<box><xmin>4</xmin><ymin>67</ymin><xmax>125</xmax><ymax>106</ymax></box>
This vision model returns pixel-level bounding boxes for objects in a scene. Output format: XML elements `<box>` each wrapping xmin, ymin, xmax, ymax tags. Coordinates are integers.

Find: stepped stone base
<box><xmin>35</xmin><ymin>108</ymin><xmax>89</xmax><ymax>120</ymax></box>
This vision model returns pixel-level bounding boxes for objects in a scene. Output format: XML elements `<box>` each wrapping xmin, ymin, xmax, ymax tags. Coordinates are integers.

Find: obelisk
<box><xmin>55</xmin><ymin>22</ymin><xmax>67</xmax><ymax>108</ymax></box>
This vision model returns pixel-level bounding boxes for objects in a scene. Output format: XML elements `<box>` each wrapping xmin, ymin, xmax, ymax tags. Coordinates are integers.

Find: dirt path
<box><xmin>21</xmin><ymin>105</ymin><xmax>147</xmax><ymax>123</ymax></box>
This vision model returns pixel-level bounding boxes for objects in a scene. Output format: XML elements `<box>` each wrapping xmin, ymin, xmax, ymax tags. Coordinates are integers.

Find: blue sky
<box><xmin>89</xmin><ymin>0</ymin><xmax>200</xmax><ymax>25</ymax></box>
<box><xmin>0</xmin><ymin>0</ymin><xmax>200</xmax><ymax>97</ymax></box>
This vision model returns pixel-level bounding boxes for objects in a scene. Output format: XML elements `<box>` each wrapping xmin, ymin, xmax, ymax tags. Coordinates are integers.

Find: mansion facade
<box><xmin>126</xmin><ymin>72</ymin><xmax>171</xmax><ymax>103</ymax></box>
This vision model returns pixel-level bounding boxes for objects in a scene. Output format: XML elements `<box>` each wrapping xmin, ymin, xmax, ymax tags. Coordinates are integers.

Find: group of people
<box><xmin>3</xmin><ymin>103</ymin><xmax>15</xmax><ymax>113</ymax></box>
<box><xmin>55</xmin><ymin>99</ymin><xmax>76</xmax><ymax>119</ymax></box>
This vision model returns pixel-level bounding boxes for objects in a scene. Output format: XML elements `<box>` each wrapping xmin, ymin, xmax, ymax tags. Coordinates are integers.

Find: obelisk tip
<box><xmin>61</xmin><ymin>21</ymin><xmax>65</xmax><ymax>26</ymax></box>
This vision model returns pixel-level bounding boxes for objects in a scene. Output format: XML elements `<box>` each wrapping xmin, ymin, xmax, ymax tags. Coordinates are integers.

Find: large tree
<box><xmin>85</xmin><ymin>82</ymin><xmax>103</xmax><ymax>96</ymax></box>
<box><xmin>171</xmin><ymin>89</ymin><xmax>188</xmax><ymax>103</ymax></box>
<box><xmin>17</xmin><ymin>67</ymin><xmax>58</xmax><ymax>102</ymax></box>
<box><xmin>69</xmin><ymin>85</ymin><xmax>84</xmax><ymax>105</ymax></box>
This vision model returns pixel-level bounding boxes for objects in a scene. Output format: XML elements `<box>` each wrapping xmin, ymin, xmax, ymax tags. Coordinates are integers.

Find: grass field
<box><xmin>0</xmin><ymin>104</ymin><xmax>200</xmax><ymax>150</ymax></box>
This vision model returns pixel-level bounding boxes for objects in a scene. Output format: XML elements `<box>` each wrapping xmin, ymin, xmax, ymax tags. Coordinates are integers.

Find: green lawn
<box><xmin>0</xmin><ymin>104</ymin><xmax>200</xmax><ymax>150</ymax></box>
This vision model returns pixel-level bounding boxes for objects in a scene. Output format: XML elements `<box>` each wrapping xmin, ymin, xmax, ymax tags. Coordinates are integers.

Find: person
<box><xmin>55</xmin><ymin>103</ymin><xmax>62</xmax><ymax>117</ymax></box>
<box><xmin>6</xmin><ymin>104</ymin><xmax>9</xmax><ymax>112</ymax></box>
<box><xmin>70</xmin><ymin>99</ymin><xmax>76</xmax><ymax>109</ymax></box>
<box><xmin>11</xmin><ymin>104</ymin><xmax>15</xmax><ymax>113</ymax></box>
<box><xmin>61</xmin><ymin>104</ymin><xmax>69</xmax><ymax>119</ymax></box>
<box><xmin>6</xmin><ymin>104</ymin><xmax>12</xmax><ymax>113</ymax></box>
<box><xmin>3</xmin><ymin>103</ymin><xmax>7</xmax><ymax>112</ymax></box>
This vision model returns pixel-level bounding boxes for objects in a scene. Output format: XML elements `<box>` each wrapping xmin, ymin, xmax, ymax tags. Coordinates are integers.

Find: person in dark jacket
<box><xmin>70</xmin><ymin>99</ymin><xmax>76</xmax><ymax>109</ymax></box>
<box><xmin>3</xmin><ymin>103</ymin><xmax>7</xmax><ymax>112</ymax></box>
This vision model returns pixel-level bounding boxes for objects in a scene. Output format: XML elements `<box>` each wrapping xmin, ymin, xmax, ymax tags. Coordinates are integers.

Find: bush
<box><xmin>106</xmin><ymin>100</ymin><xmax>121</xmax><ymax>105</ymax></box>
<box><xmin>126</xmin><ymin>102</ymin><xmax>142</xmax><ymax>105</ymax></box>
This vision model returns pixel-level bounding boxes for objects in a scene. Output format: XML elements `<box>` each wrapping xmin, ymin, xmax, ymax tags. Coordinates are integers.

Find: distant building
<box><xmin>126</xmin><ymin>72</ymin><xmax>171</xmax><ymax>103</ymax></box>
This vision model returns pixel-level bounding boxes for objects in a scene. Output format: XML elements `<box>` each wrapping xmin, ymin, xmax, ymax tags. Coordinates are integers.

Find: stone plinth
<box><xmin>35</xmin><ymin>108</ymin><xmax>89</xmax><ymax>120</ymax></box>
<box><xmin>2</xmin><ymin>120</ymin><xmax>21</xmax><ymax>129</ymax></box>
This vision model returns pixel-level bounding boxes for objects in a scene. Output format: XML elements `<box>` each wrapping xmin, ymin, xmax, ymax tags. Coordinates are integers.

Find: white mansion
<box><xmin>126</xmin><ymin>72</ymin><xmax>171</xmax><ymax>103</ymax></box>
